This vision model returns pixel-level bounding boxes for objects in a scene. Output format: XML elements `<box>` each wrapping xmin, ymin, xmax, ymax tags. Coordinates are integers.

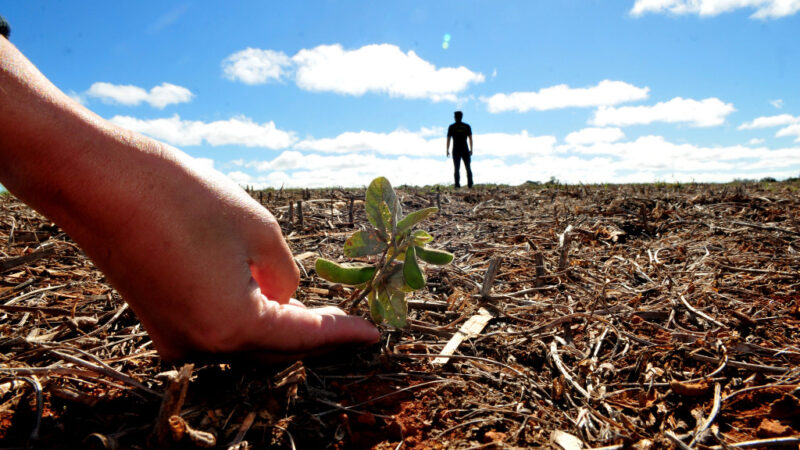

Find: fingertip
<box><xmin>323</xmin><ymin>314</ymin><xmax>380</xmax><ymax>344</ymax></box>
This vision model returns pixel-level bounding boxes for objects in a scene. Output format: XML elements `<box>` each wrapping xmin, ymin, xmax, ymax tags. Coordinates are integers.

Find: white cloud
<box><xmin>86</xmin><ymin>82</ymin><xmax>193</xmax><ymax>109</ymax></box>
<box><xmin>109</xmin><ymin>114</ymin><xmax>295</xmax><ymax>148</ymax></box>
<box><xmin>222</xmin><ymin>48</ymin><xmax>292</xmax><ymax>85</ymax></box>
<box><xmin>292</xmin><ymin>44</ymin><xmax>484</xmax><ymax>101</ymax></box>
<box><xmin>222</xmin><ymin>44</ymin><xmax>484</xmax><ymax>102</ymax></box>
<box><xmin>191</xmin><ymin>157</ymin><xmax>216</xmax><ymax>171</ymax></box>
<box><xmin>419</xmin><ymin>126</ymin><xmax>445</xmax><ymax>137</ymax></box>
<box><xmin>738</xmin><ymin>114</ymin><xmax>799</xmax><ymax>129</ymax></box>
<box><xmin>296</xmin><ymin>129</ymin><xmax>439</xmax><ymax>156</ymax></box>
<box><xmin>223</xmin><ymin>134</ymin><xmax>800</xmax><ymax>189</ymax></box>
<box><xmin>483</xmin><ymin>80</ymin><xmax>650</xmax><ymax>113</ymax></box>
<box><xmin>630</xmin><ymin>0</ymin><xmax>800</xmax><ymax>19</ymax></box>
<box><xmin>235</xmin><ymin>153</ymin><xmax>451</xmax><ymax>188</ymax></box>
<box><xmin>295</xmin><ymin>128</ymin><xmax>556</xmax><ymax>158</ymax></box>
<box><xmin>748</xmin><ymin>138</ymin><xmax>765</xmax><ymax>145</ymax></box>
<box><xmin>737</xmin><ymin>114</ymin><xmax>800</xmax><ymax>142</ymax></box>
<box><xmin>770</xmin><ymin>99</ymin><xmax>784</xmax><ymax>108</ymax></box>
<box><xmin>477</xmin><ymin>132</ymin><xmax>558</xmax><ymax>157</ymax></box>
<box><xmin>592</xmin><ymin>97</ymin><xmax>735</xmax><ymax>127</ymax></box>
<box><xmin>777</xmin><ymin>123</ymin><xmax>800</xmax><ymax>142</ymax></box>
<box><xmin>565</xmin><ymin>127</ymin><xmax>625</xmax><ymax>145</ymax></box>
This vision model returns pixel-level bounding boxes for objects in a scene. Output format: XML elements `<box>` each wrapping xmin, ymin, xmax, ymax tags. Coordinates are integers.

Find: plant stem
<box><xmin>342</xmin><ymin>240</ymin><xmax>402</xmax><ymax>314</ymax></box>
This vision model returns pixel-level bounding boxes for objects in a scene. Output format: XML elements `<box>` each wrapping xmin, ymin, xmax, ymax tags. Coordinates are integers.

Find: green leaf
<box><xmin>365</xmin><ymin>177</ymin><xmax>399</xmax><ymax>238</ymax></box>
<box><xmin>370</xmin><ymin>286</ymin><xmax>407</xmax><ymax>328</ymax></box>
<box><xmin>344</xmin><ymin>229</ymin><xmax>388</xmax><ymax>257</ymax></box>
<box><xmin>415</xmin><ymin>246</ymin><xmax>454</xmax><ymax>266</ymax></box>
<box><xmin>315</xmin><ymin>258</ymin><xmax>376</xmax><ymax>285</ymax></box>
<box><xmin>412</xmin><ymin>230</ymin><xmax>434</xmax><ymax>246</ymax></box>
<box><xmin>396</xmin><ymin>207</ymin><xmax>438</xmax><ymax>235</ymax></box>
<box><xmin>403</xmin><ymin>246</ymin><xmax>425</xmax><ymax>290</ymax></box>
<box><xmin>386</xmin><ymin>263</ymin><xmax>414</xmax><ymax>292</ymax></box>
<box><xmin>386</xmin><ymin>290</ymin><xmax>408</xmax><ymax>328</ymax></box>
<box><xmin>368</xmin><ymin>290</ymin><xmax>385</xmax><ymax>324</ymax></box>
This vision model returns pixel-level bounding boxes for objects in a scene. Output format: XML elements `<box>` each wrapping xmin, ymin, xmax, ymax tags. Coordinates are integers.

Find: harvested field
<box><xmin>2</xmin><ymin>181</ymin><xmax>800</xmax><ymax>449</ymax></box>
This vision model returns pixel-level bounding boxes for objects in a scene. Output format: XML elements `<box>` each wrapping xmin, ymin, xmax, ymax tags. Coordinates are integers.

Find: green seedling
<box><xmin>315</xmin><ymin>177</ymin><xmax>453</xmax><ymax>327</ymax></box>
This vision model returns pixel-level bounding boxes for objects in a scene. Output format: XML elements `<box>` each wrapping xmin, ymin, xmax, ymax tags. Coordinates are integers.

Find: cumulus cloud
<box><xmin>86</xmin><ymin>82</ymin><xmax>193</xmax><ymax>109</ymax></box>
<box><xmin>777</xmin><ymin>123</ymin><xmax>800</xmax><ymax>142</ymax></box>
<box><xmin>109</xmin><ymin>114</ymin><xmax>295</xmax><ymax>148</ymax></box>
<box><xmin>224</xmin><ymin>134</ymin><xmax>800</xmax><ymax>189</ymax></box>
<box><xmin>592</xmin><ymin>97</ymin><xmax>735</xmax><ymax>127</ymax></box>
<box><xmin>630</xmin><ymin>0</ymin><xmax>800</xmax><ymax>19</ymax></box>
<box><xmin>233</xmin><ymin>153</ymin><xmax>450</xmax><ymax>188</ymax></box>
<box><xmin>222</xmin><ymin>48</ymin><xmax>292</xmax><ymax>85</ymax></box>
<box><xmin>738</xmin><ymin>114</ymin><xmax>799</xmax><ymax>129</ymax></box>
<box><xmin>295</xmin><ymin>129</ymin><xmax>438</xmax><ymax>156</ymax></box>
<box><xmin>770</xmin><ymin>99</ymin><xmax>784</xmax><ymax>108</ymax></box>
<box><xmin>292</xmin><ymin>44</ymin><xmax>484</xmax><ymax>101</ymax></box>
<box><xmin>477</xmin><ymin>132</ymin><xmax>558</xmax><ymax>158</ymax></box>
<box><xmin>191</xmin><ymin>157</ymin><xmax>216</xmax><ymax>172</ymax></box>
<box><xmin>565</xmin><ymin>127</ymin><xmax>625</xmax><ymax>145</ymax></box>
<box><xmin>482</xmin><ymin>80</ymin><xmax>650</xmax><ymax>113</ymax></box>
<box><xmin>222</xmin><ymin>44</ymin><xmax>484</xmax><ymax>102</ymax></box>
<box><xmin>295</xmin><ymin>128</ymin><xmax>556</xmax><ymax>158</ymax></box>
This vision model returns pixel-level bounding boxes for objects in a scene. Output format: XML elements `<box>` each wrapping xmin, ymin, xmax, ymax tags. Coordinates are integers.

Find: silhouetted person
<box><xmin>446</xmin><ymin>111</ymin><xmax>473</xmax><ymax>188</ymax></box>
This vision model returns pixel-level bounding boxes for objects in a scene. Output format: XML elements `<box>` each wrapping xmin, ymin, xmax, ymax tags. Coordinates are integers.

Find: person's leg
<box><xmin>463</xmin><ymin>152</ymin><xmax>473</xmax><ymax>188</ymax></box>
<box><xmin>452</xmin><ymin>154</ymin><xmax>461</xmax><ymax>188</ymax></box>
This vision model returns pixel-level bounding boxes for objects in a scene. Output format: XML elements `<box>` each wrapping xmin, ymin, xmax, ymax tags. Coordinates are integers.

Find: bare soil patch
<box><xmin>2</xmin><ymin>181</ymin><xmax>800</xmax><ymax>448</ymax></box>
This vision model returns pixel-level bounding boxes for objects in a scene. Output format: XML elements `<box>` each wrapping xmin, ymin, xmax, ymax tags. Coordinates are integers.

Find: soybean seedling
<box><xmin>315</xmin><ymin>177</ymin><xmax>453</xmax><ymax>328</ymax></box>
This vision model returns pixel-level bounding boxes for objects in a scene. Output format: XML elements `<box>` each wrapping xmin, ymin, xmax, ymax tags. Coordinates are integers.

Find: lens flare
<box><xmin>442</xmin><ymin>33</ymin><xmax>451</xmax><ymax>49</ymax></box>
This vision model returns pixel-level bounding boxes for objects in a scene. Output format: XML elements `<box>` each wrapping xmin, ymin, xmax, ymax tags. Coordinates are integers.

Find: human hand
<box><xmin>0</xmin><ymin>36</ymin><xmax>379</xmax><ymax>362</ymax></box>
<box><xmin>89</xmin><ymin>154</ymin><xmax>381</xmax><ymax>362</ymax></box>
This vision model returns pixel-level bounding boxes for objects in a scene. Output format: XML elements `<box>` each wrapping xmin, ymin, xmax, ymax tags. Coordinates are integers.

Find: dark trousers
<box><xmin>452</xmin><ymin>150</ymin><xmax>473</xmax><ymax>188</ymax></box>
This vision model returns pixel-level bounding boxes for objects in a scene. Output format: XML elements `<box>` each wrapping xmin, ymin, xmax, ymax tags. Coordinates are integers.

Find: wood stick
<box><xmin>549</xmin><ymin>340</ymin><xmax>590</xmax><ymax>399</ymax></box>
<box><xmin>679</xmin><ymin>295</ymin><xmax>725</xmax><ymax>328</ymax></box>
<box><xmin>688</xmin><ymin>353</ymin><xmax>788</xmax><ymax>374</ymax></box>
<box><xmin>229</xmin><ymin>411</ymin><xmax>256</xmax><ymax>448</ymax></box>
<box><xmin>0</xmin><ymin>304</ymin><xmax>72</xmax><ymax>315</ymax></box>
<box><xmin>50</xmin><ymin>350</ymin><xmax>161</xmax><ymax>396</ymax></box>
<box><xmin>154</xmin><ymin>364</ymin><xmax>194</xmax><ymax>447</ymax></box>
<box><xmin>534</xmin><ymin>252</ymin><xmax>546</xmax><ymax>287</ymax></box>
<box><xmin>349</xmin><ymin>196</ymin><xmax>354</xmax><ymax>224</ymax></box>
<box><xmin>480</xmin><ymin>257</ymin><xmax>502</xmax><ymax>298</ymax></box>
<box><xmin>558</xmin><ymin>225</ymin><xmax>574</xmax><ymax>272</ymax></box>
<box><xmin>0</xmin><ymin>241</ymin><xmax>56</xmax><ymax>272</ymax></box>
<box><xmin>689</xmin><ymin>382</ymin><xmax>721</xmax><ymax>447</ymax></box>
<box><xmin>297</xmin><ymin>200</ymin><xmax>304</xmax><ymax>227</ymax></box>
<box><xmin>432</xmin><ymin>308</ymin><xmax>494</xmax><ymax>365</ymax></box>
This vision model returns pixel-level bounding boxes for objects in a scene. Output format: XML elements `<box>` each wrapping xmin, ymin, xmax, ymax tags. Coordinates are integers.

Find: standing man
<box><xmin>446</xmin><ymin>111</ymin><xmax>473</xmax><ymax>188</ymax></box>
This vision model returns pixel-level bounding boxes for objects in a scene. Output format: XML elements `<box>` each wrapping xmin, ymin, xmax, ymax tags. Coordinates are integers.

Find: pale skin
<box><xmin>0</xmin><ymin>36</ymin><xmax>379</xmax><ymax>362</ymax></box>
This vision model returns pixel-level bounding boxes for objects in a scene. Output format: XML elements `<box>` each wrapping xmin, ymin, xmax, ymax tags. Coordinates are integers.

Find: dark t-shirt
<box><xmin>447</xmin><ymin>121</ymin><xmax>472</xmax><ymax>153</ymax></box>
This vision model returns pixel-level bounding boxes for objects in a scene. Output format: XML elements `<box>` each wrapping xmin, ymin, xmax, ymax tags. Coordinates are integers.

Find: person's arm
<box><xmin>0</xmin><ymin>36</ymin><xmax>378</xmax><ymax>361</ymax></box>
<box><xmin>446</xmin><ymin>136</ymin><xmax>451</xmax><ymax>157</ymax></box>
<box><xmin>468</xmin><ymin>135</ymin><xmax>473</xmax><ymax>156</ymax></box>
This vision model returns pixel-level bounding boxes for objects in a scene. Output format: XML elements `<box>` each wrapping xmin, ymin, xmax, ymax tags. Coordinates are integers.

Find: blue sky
<box><xmin>4</xmin><ymin>1</ymin><xmax>800</xmax><ymax>187</ymax></box>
